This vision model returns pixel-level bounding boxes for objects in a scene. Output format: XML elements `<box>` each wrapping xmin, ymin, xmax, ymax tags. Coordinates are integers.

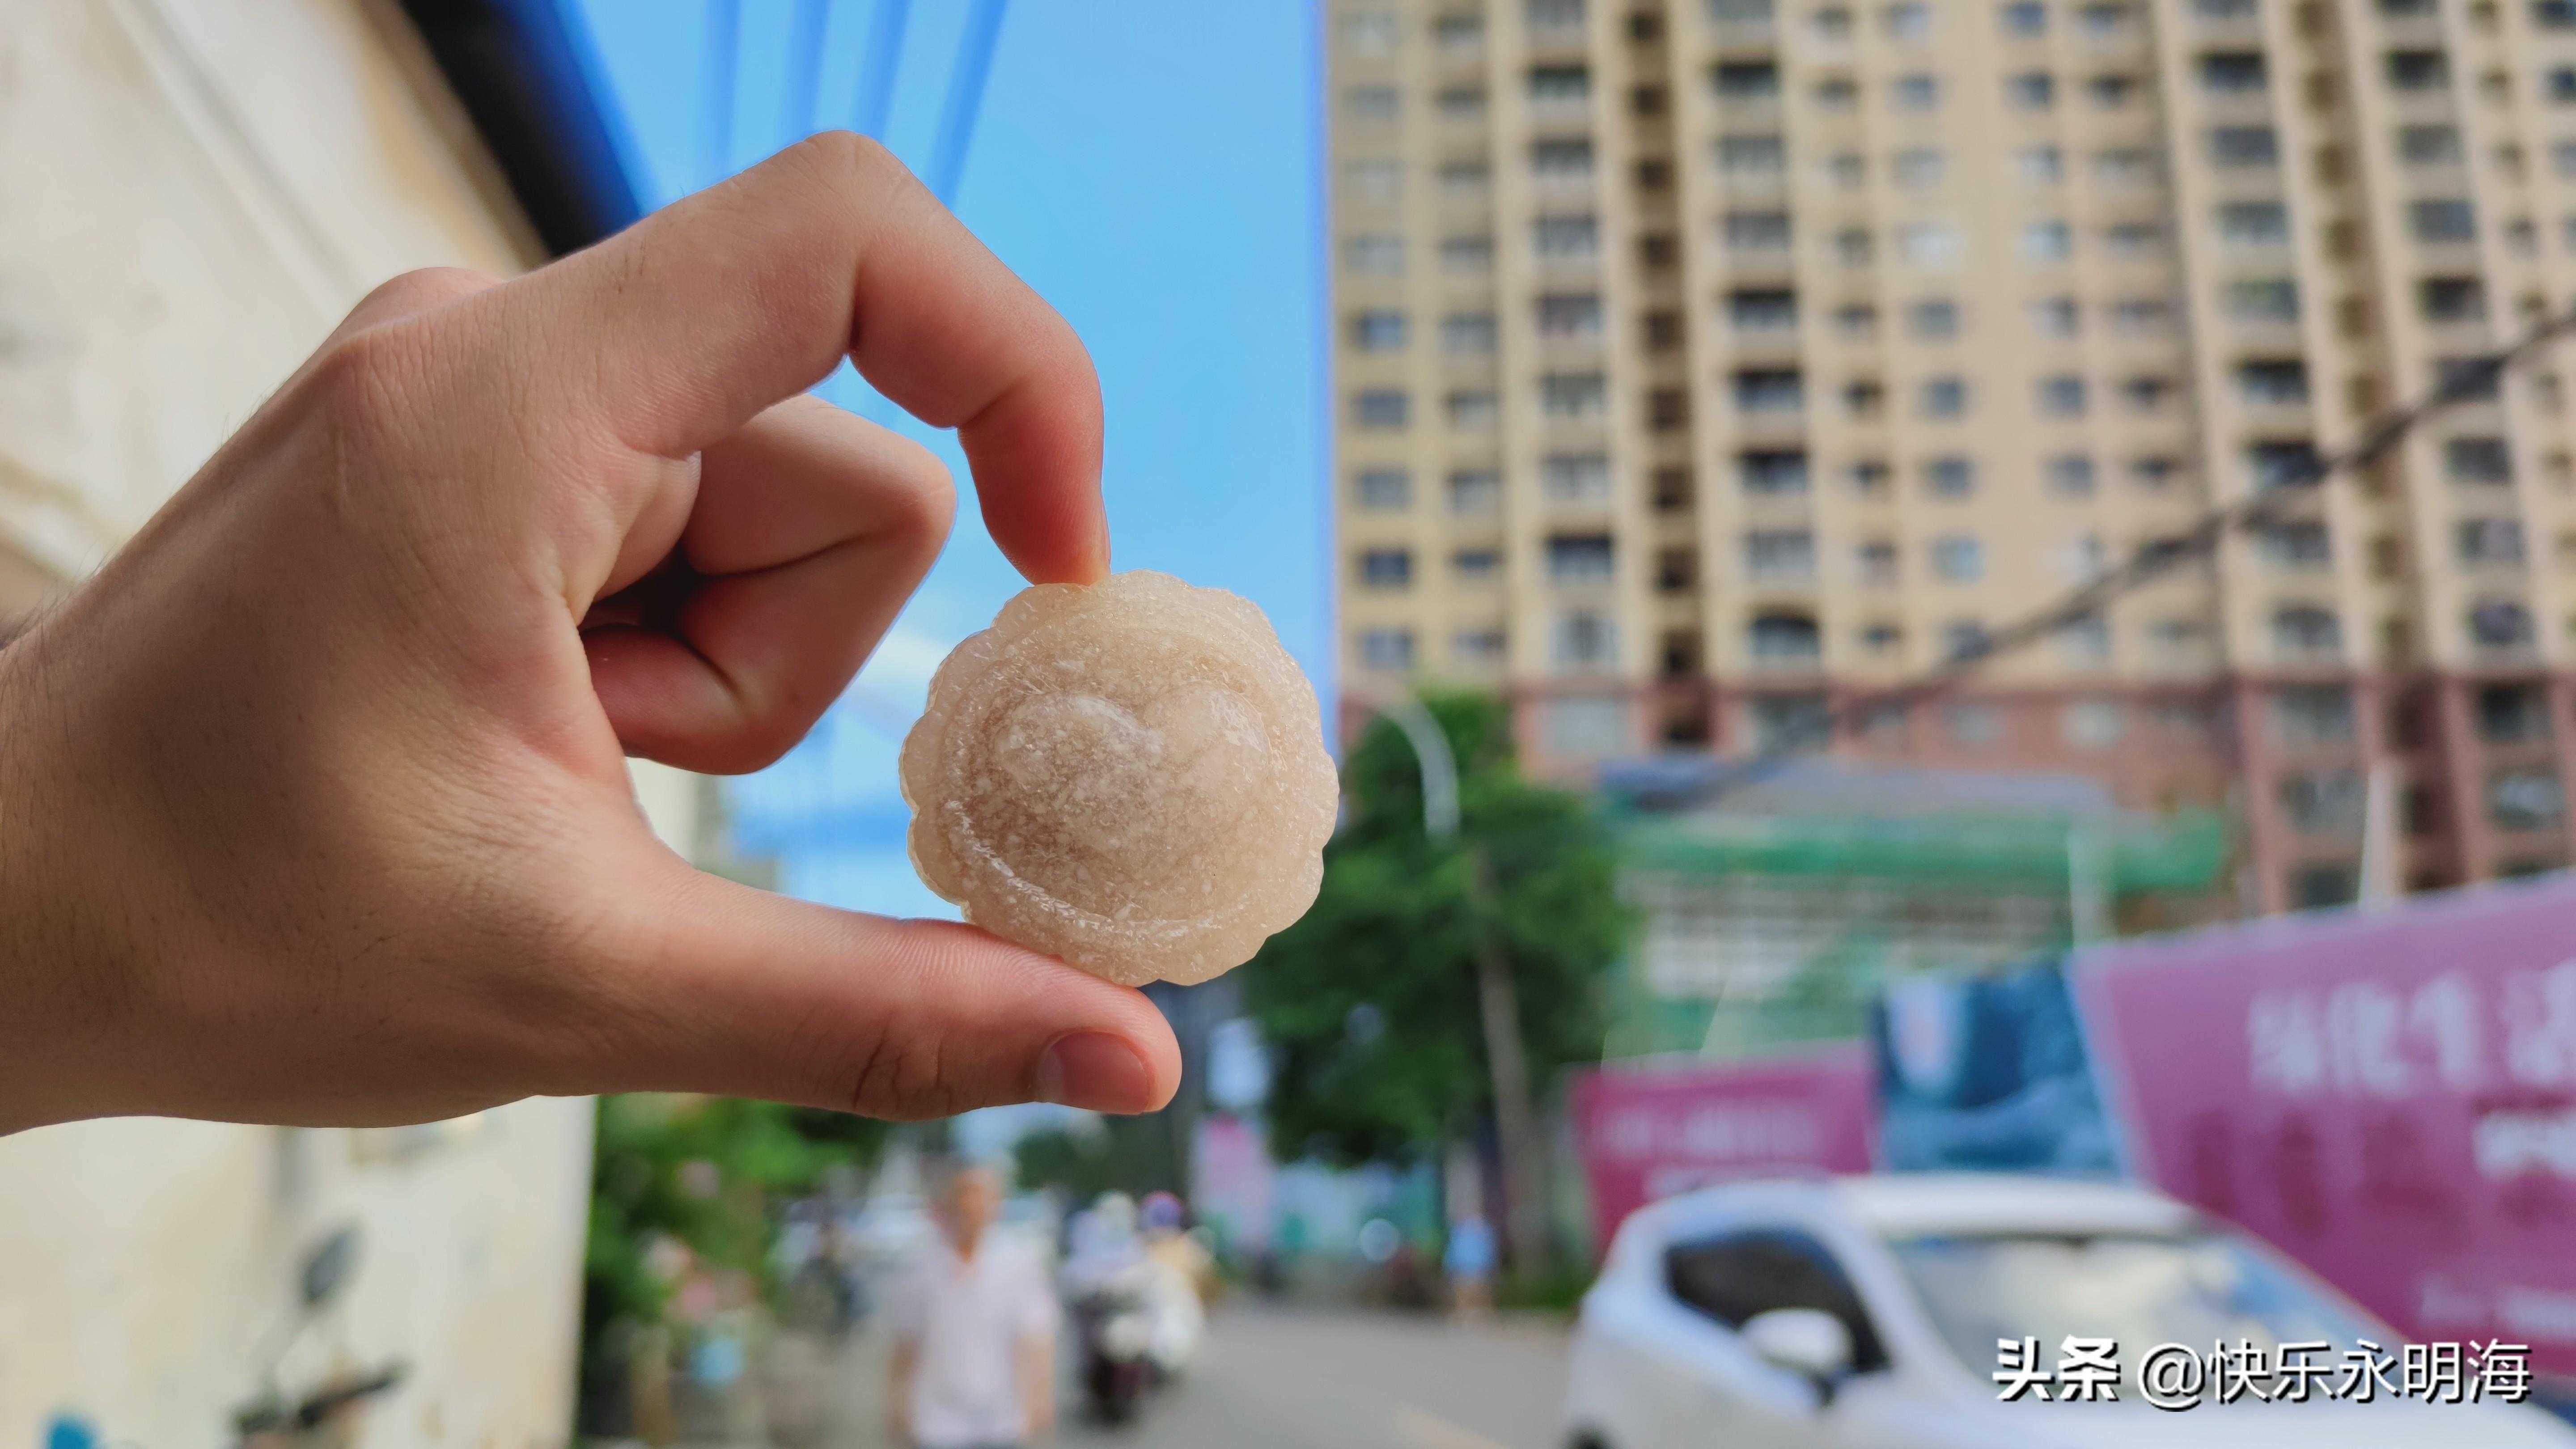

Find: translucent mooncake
<box><xmin>899</xmin><ymin>571</ymin><xmax>1339</xmax><ymax>986</ymax></box>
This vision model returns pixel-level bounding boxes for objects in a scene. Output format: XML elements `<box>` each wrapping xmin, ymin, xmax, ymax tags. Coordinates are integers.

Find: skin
<box><xmin>0</xmin><ymin>135</ymin><xmax>1181</xmax><ymax>1135</ymax></box>
<box><xmin>888</xmin><ymin>1165</ymin><xmax>1055</xmax><ymax>1445</ymax></box>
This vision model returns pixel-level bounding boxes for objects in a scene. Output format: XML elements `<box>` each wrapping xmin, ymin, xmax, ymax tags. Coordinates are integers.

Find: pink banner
<box><xmin>1571</xmin><ymin>1046</ymin><xmax>1877</xmax><ymax>1251</ymax></box>
<box><xmin>2080</xmin><ymin>877</ymin><xmax>2576</xmax><ymax>1377</ymax></box>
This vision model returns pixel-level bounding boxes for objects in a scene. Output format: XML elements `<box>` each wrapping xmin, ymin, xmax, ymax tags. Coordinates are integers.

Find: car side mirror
<box><xmin>1741</xmin><ymin>1307</ymin><xmax>1854</xmax><ymax>1406</ymax></box>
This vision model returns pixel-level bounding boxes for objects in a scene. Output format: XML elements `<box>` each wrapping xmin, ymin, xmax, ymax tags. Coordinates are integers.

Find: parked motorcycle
<box><xmin>1070</xmin><ymin>1279</ymin><xmax>1157</xmax><ymax>1424</ymax></box>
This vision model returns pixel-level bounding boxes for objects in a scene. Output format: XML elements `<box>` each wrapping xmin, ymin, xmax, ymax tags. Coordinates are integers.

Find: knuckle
<box><xmin>882</xmin><ymin>442</ymin><xmax>956</xmax><ymax>553</ymax></box>
<box><xmin>840</xmin><ymin>1025</ymin><xmax>976</xmax><ymax>1122</ymax></box>
<box><xmin>354</xmin><ymin>266</ymin><xmax>497</xmax><ymax>321</ymax></box>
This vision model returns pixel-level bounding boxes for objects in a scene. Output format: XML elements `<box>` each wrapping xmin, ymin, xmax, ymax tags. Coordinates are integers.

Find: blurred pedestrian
<box><xmin>1444</xmin><ymin>1213</ymin><xmax>1498</xmax><ymax>1318</ymax></box>
<box><xmin>886</xmin><ymin>1163</ymin><xmax>1058</xmax><ymax>1449</ymax></box>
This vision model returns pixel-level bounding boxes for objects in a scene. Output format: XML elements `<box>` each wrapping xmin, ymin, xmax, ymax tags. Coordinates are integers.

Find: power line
<box><xmin>927</xmin><ymin>0</ymin><xmax>1008</xmax><ymax>206</ymax></box>
<box><xmin>853</xmin><ymin>0</ymin><xmax>913</xmax><ymax>140</ymax></box>
<box><xmin>783</xmin><ymin>0</ymin><xmax>835</xmax><ymax>144</ymax></box>
<box><xmin>700</xmin><ymin>0</ymin><xmax>742</xmax><ymax>180</ymax></box>
<box><xmin>1700</xmin><ymin>299</ymin><xmax>2576</xmax><ymax>801</ymax></box>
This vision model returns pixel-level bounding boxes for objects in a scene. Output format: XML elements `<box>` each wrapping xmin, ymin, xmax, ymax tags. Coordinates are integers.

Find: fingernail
<box><xmin>1035</xmin><ymin>1033</ymin><xmax>1157</xmax><ymax>1113</ymax></box>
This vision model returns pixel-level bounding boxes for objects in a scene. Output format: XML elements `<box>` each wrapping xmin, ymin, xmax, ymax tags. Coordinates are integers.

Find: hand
<box><xmin>0</xmin><ymin>135</ymin><xmax>1179</xmax><ymax>1133</ymax></box>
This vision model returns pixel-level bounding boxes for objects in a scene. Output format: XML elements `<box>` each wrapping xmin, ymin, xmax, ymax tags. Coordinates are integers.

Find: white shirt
<box><xmin>886</xmin><ymin>1231</ymin><xmax>1059</xmax><ymax>1448</ymax></box>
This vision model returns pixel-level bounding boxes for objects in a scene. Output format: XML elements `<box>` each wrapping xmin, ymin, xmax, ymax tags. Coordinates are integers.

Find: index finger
<box><xmin>501</xmin><ymin>132</ymin><xmax>1105</xmax><ymax>585</ymax></box>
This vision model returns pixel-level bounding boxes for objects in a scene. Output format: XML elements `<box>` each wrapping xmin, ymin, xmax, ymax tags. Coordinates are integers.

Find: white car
<box><xmin>1564</xmin><ymin>1174</ymin><xmax>2576</xmax><ymax>1449</ymax></box>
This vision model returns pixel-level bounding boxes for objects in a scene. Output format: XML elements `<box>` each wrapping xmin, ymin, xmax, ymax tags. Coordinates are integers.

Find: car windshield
<box><xmin>1887</xmin><ymin>1229</ymin><xmax>2381</xmax><ymax>1373</ymax></box>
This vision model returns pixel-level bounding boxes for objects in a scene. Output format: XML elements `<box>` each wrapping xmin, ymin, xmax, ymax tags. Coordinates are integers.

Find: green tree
<box><xmin>1244</xmin><ymin>694</ymin><xmax>1630</xmax><ymax>1174</ymax></box>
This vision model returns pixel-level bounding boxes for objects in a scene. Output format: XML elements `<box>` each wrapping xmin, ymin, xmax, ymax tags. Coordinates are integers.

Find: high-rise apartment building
<box><xmin>1330</xmin><ymin>0</ymin><xmax>2576</xmax><ymax>911</ymax></box>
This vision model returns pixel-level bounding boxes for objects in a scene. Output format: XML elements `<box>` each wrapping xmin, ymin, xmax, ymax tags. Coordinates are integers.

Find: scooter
<box><xmin>1070</xmin><ymin>1278</ymin><xmax>1156</xmax><ymax>1424</ymax></box>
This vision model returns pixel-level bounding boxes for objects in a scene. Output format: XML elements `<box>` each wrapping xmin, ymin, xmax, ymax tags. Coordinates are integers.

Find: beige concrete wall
<box><xmin>0</xmin><ymin>3</ymin><xmax>681</xmax><ymax>1445</ymax></box>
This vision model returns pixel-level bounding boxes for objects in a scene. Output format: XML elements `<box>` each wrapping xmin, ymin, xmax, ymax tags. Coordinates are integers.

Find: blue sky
<box><xmin>561</xmin><ymin>0</ymin><xmax>1330</xmax><ymax>915</ymax></box>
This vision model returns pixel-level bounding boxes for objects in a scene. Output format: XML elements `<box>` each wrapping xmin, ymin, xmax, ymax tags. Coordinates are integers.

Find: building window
<box><xmin>1886</xmin><ymin>0</ymin><xmax>1933</xmax><ymax>38</ymax></box>
<box><xmin>1931</xmin><ymin>535</ymin><xmax>1985</xmax><ymax>581</ymax></box>
<box><xmin>2008</xmin><ymin>71</ymin><xmax>2057</xmax><ymax>109</ymax></box>
<box><xmin>1443</xmin><ymin>312</ymin><xmax>1498</xmax><ymax>355</ymax></box>
<box><xmin>1345</xmin><ymin>87</ymin><xmax>1399</xmax><ymax>124</ymax></box>
<box><xmin>1725</xmin><ymin>452</ymin><xmax>1812</xmax><ymax>502</ymax></box>
<box><xmin>2219</xmin><ymin>202</ymin><xmax>2291</xmax><ymax>247</ymax></box>
<box><xmin>1824</xmin><ymin>150</ymin><xmax>1867</xmax><ymax>188</ymax></box>
<box><xmin>2280</xmin><ymin>770</ymin><xmax>2366</xmax><ymax>836</ymax></box>
<box><xmin>1552</xmin><ymin>610</ymin><xmax>1619</xmax><ymax>668</ymax></box>
<box><xmin>2200</xmin><ymin>51</ymin><xmax>2267</xmax><ymax>93</ymax></box>
<box><xmin>1358</xmin><ymin>548</ymin><xmax>1413</xmax><ymax>589</ymax></box>
<box><xmin>1543</xmin><ymin>452</ymin><xmax>1613</xmax><ymax>504</ymax></box>
<box><xmin>2226</xmin><ymin>279</ymin><xmax>2299</xmax><ymax>322</ymax></box>
<box><xmin>1908</xmin><ymin>298</ymin><xmax>1959</xmax><ymax>338</ymax></box>
<box><xmin>1543</xmin><ymin>695</ymin><xmax>1628</xmax><ymax>756</ymax></box>
<box><xmin>2458</xmin><ymin>517</ymin><xmax>2525</xmax><ymax>565</ymax></box>
<box><xmin>2271</xmin><ymin>604</ymin><xmax>2344</xmax><ymax>659</ymax></box>
<box><xmin>1340</xmin><ymin>11</ymin><xmax>1399</xmax><ymax>56</ymax></box>
<box><xmin>1534</xmin><ymin>214</ymin><xmax>1601</xmax><ymax>261</ymax></box>
<box><xmin>1529</xmin><ymin>63</ymin><xmax>1590</xmax><ymax>102</ymax></box>
<box><xmin>1746</xmin><ymin>693</ymin><xmax>1831</xmax><ymax>750</ymax></box>
<box><xmin>1349</xmin><ymin>310</ymin><xmax>1407</xmax><ymax>351</ymax></box>
<box><xmin>1437</xmin><ymin>161</ymin><xmax>1490</xmax><ymax>198</ymax></box>
<box><xmin>1925</xmin><ymin>455</ymin><xmax>1976</xmax><ymax>496</ymax></box>
<box><xmin>1729</xmin><ymin>288</ymin><xmax>1798</xmax><ymax>332</ymax></box>
<box><xmin>1547</xmin><ymin>534</ymin><xmax>1615</xmax><ymax>584</ymax></box>
<box><xmin>2541</xmin><ymin>0</ymin><xmax>2576</xmax><ymax>27</ymax></box>
<box><xmin>1453</xmin><ymin>548</ymin><xmax>1502</xmax><ymax>583</ymax></box>
<box><xmin>1358</xmin><ymin>627</ymin><xmax>1414</xmax><ymax>671</ymax></box>
<box><xmin>1353</xmin><ymin>468</ymin><xmax>1411</xmax><ymax>511</ymax></box>
<box><xmin>1745</xmin><ymin>529</ymin><xmax>1817</xmax><ymax>580</ymax></box>
<box><xmin>2248</xmin><ymin>439</ymin><xmax>2322</xmax><ymax>489</ymax></box>
<box><xmin>1859</xmin><ymin>539</ymin><xmax>1900</xmax><ymax>584</ymax></box>
<box><xmin>1452</xmin><ymin>628</ymin><xmax>1506</xmax><ymax>665</ymax></box>
<box><xmin>2421</xmin><ymin>275</ymin><xmax>2487</xmax><ymax>323</ymax></box>
<box><xmin>1528</xmin><ymin>0</ymin><xmax>1587</xmax><ymax>32</ymax></box>
<box><xmin>1712</xmin><ymin>61</ymin><xmax>1784</xmax><ymax>99</ymax></box>
<box><xmin>1530</xmin><ymin>138</ymin><xmax>1597</xmax><ymax>179</ymax></box>
<box><xmin>1716</xmin><ymin>134</ymin><xmax>1788</xmax><ymax>176</ymax></box>
<box><xmin>2478</xmin><ymin>683</ymin><xmax>2553</xmax><ymax>742</ymax></box>
<box><xmin>2411</xmin><ymin>199</ymin><xmax>2477</xmax><ymax>243</ymax></box>
<box><xmin>1812</xmin><ymin>4</ymin><xmax>1856</xmax><ymax>39</ymax></box>
<box><xmin>2089</xmin><ymin>74</ymin><xmax>2140</xmax><ymax>108</ymax></box>
<box><xmin>1814</xmin><ymin>75</ymin><xmax>1860</xmax><ymax>110</ymax></box>
<box><xmin>1343</xmin><ymin>158</ymin><xmax>1401</xmax><ymax>201</ymax></box>
<box><xmin>1847</xmin><ymin>459</ymin><xmax>1892</xmax><ymax>495</ymax></box>
<box><xmin>2095</xmin><ymin>148</ymin><xmax>2157</xmax><ymax>186</ymax></box>
<box><xmin>1748</xmin><ymin>612</ymin><xmax>1823</xmax><ymax>663</ymax></box>
<box><xmin>2133</xmin><ymin>456</ymin><xmax>2182</xmax><ymax>490</ymax></box>
<box><xmin>1433</xmin><ymin>12</ymin><xmax>1485</xmax><ymax>53</ymax></box>
<box><xmin>1893</xmin><ymin>148</ymin><xmax>1945</xmax><ymax>188</ymax></box>
<box><xmin>2022</xmin><ymin>221</ymin><xmax>2075</xmax><ymax>262</ymax></box>
<box><xmin>2111</xmin><ymin>298</ymin><xmax>2174</xmax><ymax>335</ymax></box>
<box><xmin>2195</xmin><ymin>0</ymin><xmax>2256</xmax><ymax>16</ymax></box>
<box><xmin>2019</xmin><ymin>145</ymin><xmax>2065</xmax><ymax>184</ymax></box>
<box><xmin>2259</xmin><ymin>520</ymin><xmax>2332</xmax><ymax>571</ymax></box>
<box><xmin>1449</xmin><ymin>469</ymin><xmax>1501</xmax><ymax>514</ymax></box>
<box><xmin>2026</xmin><ymin>297</ymin><xmax>2079</xmax><ymax>338</ymax></box>
<box><xmin>1944</xmin><ymin>620</ymin><xmax>1993</xmax><ymax>661</ymax></box>
<box><xmin>1724</xmin><ymin>210</ymin><xmax>1793</xmax><ymax>252</ymax></box>
<box><xmin>1893</xmin><ymin>73</ymin><xmax>1940</xmax><ymax>108</ymax></box>
<box><xmin>2489</xmin><ymin>767</ymin><xmax>2566</xmax><ymax>830</ymax></box>
<box><xmin>2001</xmin><ymin>0</ymin><xmax>2048</xmax><ymax>34</ymax></box>
<box><xmin>2210</xmin><ymin>125</ymin><xmax>2279</xmax><ymax>166</ymax></box>
<box><xmin>2401</xmin><ymin>125</ymin><xmax>2464</xmax><ymax>165</ymax></box>
<box><xmin>1343</xmin><ymin>235</ymin><xmax>1404</xmax><ymax>275</ymax></box>
<box><xmin>1839</xmin><ymin>227</ymin><xmax>1880</xmax><ymax>267</ymax></box>
<box><xmin>1440</xmin><ymin>236</ymin><xmax>1495</xmax><ymax>274</ymax></box>
<box><xmin>2447</xmin><ymin>436</ymin><xmax>2513</xmax><ymax>482</ymax></box>
<box><xmin>2237</xmin><ymin>358</ymin><xmax>2310</xmax><ymax>405</ymax></box>
<box><xmin>2037</xmin><ymin>375</ymin><xmax>2089</xmax><ymax>415</ymax></box>
<box><xmin>1833</xmin><ymin>303</ymin><xmax>1878</xmax><ymax>338</ymax></box>
<box><xmin>1540</xmin><ymin>372</ymin><xmax>1608</xmax><ymax>418</ymax></box>
<box><xmin>2046</xmin><ymin>454</ymin><xmax>2097</xmax><ymax>496</ymax></box>
<box><xmin>1733</xmin><ymin>369</ymin><xmax>1804</xmax><ymax>414</ymax></box>
<box><xmin>1352</xmin><ymin>389</ymin><xmax>1409</xmax><ymax>429</ymax></box>
<box><xmin>1945</xmin><ymin>700</ymin><xmax>2004</xmax><ymax>745</ymax></box>
<box><xmin>1447</xmin><ymin>390</ymin><xmax>1498</xmax><ymax>431</ymax></box>
<box><xmin>2386</xmin><ymin>50</ymin><xmax>2449</xmax><ymax>91</ymax></box>
<box><xmin>2121</xmin><ymin>376</ymin><xmax>2176</xmax><ymax>412</ymax></box>
<box><xmin>2271</xmin><ymin>685</ymin><xmax>2355</xmax><ymax>745</ymax></box>
<box><xmin>1919</xmin><ymin>377</ymin><xmax>1968</xmax><ymax>418</ymax></box>
<box><xmin>2469</xmin><ymin>598</ymin><xmax>2536</xmax><ymax>651</ymax></box>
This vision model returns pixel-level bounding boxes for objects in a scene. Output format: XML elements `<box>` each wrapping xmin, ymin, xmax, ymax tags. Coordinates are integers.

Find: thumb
<box><xmin>594</xmin><ymin>856</ymin><xmax>1180</xmax><ymax>1119</ymax></box>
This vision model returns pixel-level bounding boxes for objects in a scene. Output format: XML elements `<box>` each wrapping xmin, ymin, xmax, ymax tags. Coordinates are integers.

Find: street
<box><xmin>758</xmin><ymin>1304</ymin><xmax>1570</xmax><ymax>1449</ymax></box>
<box><xmin>1061</xmin><ymin>1307</ymin><xmax>1570</xmax><ymax>1449</ymax></box>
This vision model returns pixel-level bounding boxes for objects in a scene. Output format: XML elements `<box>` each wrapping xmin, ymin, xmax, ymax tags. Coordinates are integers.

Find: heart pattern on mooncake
<box><xmin>900</xmin><ymin>571</ymin><xmax>1339</xmax><ymax>986</ymax></box>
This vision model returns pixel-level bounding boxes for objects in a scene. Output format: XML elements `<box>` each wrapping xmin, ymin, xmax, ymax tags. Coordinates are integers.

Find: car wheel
<box><xmin>1566</xmin><ymin>1432</ymin><xmax>1613</xmax><ymax>1449</ymax></box>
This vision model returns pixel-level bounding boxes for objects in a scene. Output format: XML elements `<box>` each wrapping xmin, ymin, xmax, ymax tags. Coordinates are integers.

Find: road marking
<box><xmin>1393</xmin><ymin>1404</ymin><xmax>1514</xmax><ymax>1449</ymax></box>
